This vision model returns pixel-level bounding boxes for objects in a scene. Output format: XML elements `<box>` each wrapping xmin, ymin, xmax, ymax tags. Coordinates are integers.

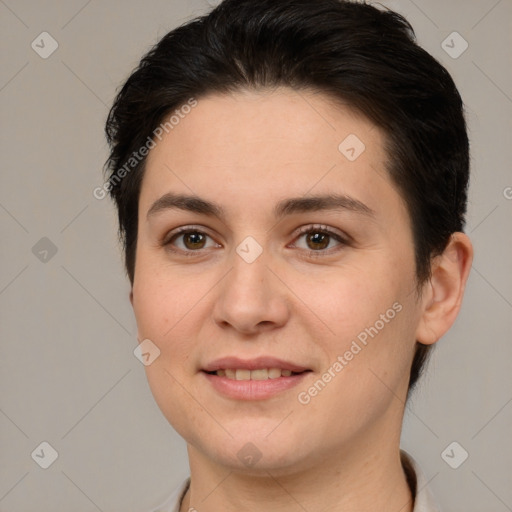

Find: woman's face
<box><xmin>131</xmin><ymin>88</ymin><xmax>426</xmax><ymax>474</ymax></box>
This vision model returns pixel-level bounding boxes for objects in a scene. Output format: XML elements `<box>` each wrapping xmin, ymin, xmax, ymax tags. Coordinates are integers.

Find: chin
<box><xmin>185</xmin><ymin>424</ymin><xmax>319</xmax><ymax>475</ymax></box>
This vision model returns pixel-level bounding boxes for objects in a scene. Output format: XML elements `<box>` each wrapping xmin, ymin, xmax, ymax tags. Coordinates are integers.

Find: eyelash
<box><xmin>162</xmin><ymin>224</ymin><xmax>348</xmax><ymax>258</ymax></box>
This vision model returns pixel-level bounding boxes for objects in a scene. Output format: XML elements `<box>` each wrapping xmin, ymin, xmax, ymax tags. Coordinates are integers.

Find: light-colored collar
<box><xmin>150</xmin><ymin>450</ymin><xmax>441</xmax><ymax>512</ymax></box>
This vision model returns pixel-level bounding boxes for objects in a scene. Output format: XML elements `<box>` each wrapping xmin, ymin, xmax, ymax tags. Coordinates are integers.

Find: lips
<box><xmin>202</xmin><ymin>356</ymin><xmax>310</xmax><ymax>373</ymax></box>
<box><xmin>201</xmin><ymin>356</ymin><xmax>312</xmax><ymax>399</ymax></box>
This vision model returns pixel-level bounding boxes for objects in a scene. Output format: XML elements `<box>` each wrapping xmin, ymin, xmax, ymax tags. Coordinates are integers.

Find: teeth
<box><xmin>251</xmin><ymin>369</ymin><xmax>269</xmax><ymax>380</ymax></box>
<box><xmin>236</xmin><ymin>369</ymin><xmax>251</xmax><ymax>380</ymax></box>
<box><xmin>268</xmin><ymin>368</ymin><xmax>282</xmax><ymax>379</ymax></box>
<box><xmin>214</xmin><ymin>368</ymin><xmax>299</xmax><ymax>380</ymax></box>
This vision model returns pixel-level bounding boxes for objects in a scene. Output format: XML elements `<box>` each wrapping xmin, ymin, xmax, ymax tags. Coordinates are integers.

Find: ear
<box><xmin>415</xmin><ymin>232</ymin><xmax>473</xmax><ymax>345</ymax></box>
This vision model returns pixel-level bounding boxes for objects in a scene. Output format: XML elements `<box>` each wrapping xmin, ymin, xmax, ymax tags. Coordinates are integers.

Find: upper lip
<box><xmin>202</xmin><ymin>356</ymin><xmax>310</xmax><ymax>373</ymax></box>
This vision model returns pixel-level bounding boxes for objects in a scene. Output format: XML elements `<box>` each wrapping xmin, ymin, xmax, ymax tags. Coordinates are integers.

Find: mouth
<box><xmin>204</xmin><ymin>368</ymin><xmax>308</xmax><ymax>380</ymax></box>
<box><xmin>201</xmin><ymin>356</ymin><xmax>312</xmax><ymax>400</ymax></box>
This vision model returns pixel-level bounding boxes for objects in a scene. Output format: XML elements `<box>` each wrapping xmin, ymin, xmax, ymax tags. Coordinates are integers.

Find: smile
<box><xmin>207</xmin><ymin>368</ymin><xmax>304</xmax><ymax>380</ymax></box>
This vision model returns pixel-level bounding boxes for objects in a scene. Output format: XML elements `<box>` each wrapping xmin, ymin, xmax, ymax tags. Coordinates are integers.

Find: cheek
<box><xmin>295</xmin><ymin>267</ymin><xmax>417</xmax><ymax>387</ymax></box>
<box><xmin>291</xmin><ymin>266</ymin><xmax>399</xmax><ymax>342</ymax></box>
<box><xmin>133</xmin><ymin>269</ymin><xmax>205</xmax><ymax>430</ymax></box>
<box><xmin>131</xmin><ymin>269</ymin><xmax>200</xmax><ymax>399</ymax></box>
<box><xmin>132</xmin><ymin>256</ymin><xmax>199</xmax><ymax>337</ymax></box>
<box><xmin>298</xmin><ymin>295</ymin><xmax>416</xmax><ymax>441</ymax></box>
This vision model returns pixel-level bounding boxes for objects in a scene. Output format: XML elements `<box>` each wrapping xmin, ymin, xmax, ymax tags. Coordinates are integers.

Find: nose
<box><xmin>212</xmin><ymin>248</ymin><xmax>290</xmax><ymax>335</ymax></box>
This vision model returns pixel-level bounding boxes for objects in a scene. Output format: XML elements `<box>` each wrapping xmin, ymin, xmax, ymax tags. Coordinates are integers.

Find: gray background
<box><xmin>1</xmin><ymin>0</ymin><xmax>511</xmax><ymax>510</ymax></box>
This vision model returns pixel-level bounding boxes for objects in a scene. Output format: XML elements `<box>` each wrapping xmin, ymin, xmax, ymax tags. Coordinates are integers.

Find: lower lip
<box><xmin>202</xmin><ymin>371</ymin><xmax>310</xmax><ymax>400</ymax></box>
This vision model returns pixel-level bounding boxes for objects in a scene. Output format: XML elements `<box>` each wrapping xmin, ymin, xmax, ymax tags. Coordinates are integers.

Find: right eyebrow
<box><xmin>147</xmin><ymin>192</ymin><xmax>224</xmax><ymax>220</ymax></box>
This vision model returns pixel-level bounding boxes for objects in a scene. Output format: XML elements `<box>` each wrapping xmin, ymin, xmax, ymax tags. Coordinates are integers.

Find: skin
<box><xmin>130</xmin><ymin>88</ymin><xmax>473</xmax><ymax>511</ymax></box>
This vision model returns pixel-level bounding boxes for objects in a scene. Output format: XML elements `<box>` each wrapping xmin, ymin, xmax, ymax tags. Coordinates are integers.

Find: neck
<box><xmin>180</xmin><ymin>437</ymin><xmax>413</xmax><ymax>512</ymax></box>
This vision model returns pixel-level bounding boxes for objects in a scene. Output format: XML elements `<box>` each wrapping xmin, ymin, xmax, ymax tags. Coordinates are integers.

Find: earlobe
<box><xmin>415</xmin><ymin>232</ymin><xmax>473</xmax><ymax>346</ymax></box>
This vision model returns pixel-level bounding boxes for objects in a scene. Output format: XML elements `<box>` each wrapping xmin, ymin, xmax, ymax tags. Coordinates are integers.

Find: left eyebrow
<box><xmin>146</xmin><ymin>192</ymin><xmax>375</xmax><ymax>221</ymax></box>
<box><xmin>273</xmin><ymin>193</ymin><xmax>375</xmax><ymax>219</ymax></box>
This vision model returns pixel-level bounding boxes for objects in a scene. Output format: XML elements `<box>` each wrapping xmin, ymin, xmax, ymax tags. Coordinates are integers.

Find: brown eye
<box><xmin>182</xmin><ymin>231</ymin><xmax>207</xmax><ymax>250</ymax></box>
<box><xmin>292</xmin><ymin>225</ymin><xmax>347</xmax><ymax>256</ymax></box>
<box><xmin>305</xmin><ymin>231</ymin><xmax>330</xmax><ymax>250</ymax></box>
<box><xmin>164</xmin><ymin>227</ymin><xmax>220</xmax><ymax>255</ymax></box>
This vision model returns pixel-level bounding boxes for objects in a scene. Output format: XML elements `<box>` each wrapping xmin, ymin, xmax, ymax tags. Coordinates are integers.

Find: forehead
<box><xmin>140</xmin><ymin>88</ymin><xmax>404</xmax><ymax>223</ymax></box>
